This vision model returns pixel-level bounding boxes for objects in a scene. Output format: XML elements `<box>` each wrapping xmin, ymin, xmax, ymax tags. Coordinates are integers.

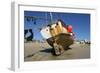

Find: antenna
<box><xmin>45</xmin><ymin>12</ymin><xmax>48</xmax><ymax>25</ymax></box>
<box><xmin>50</xmin><ymin>12</ymin><xmax>53</xmax><ymax>24</ymax></box>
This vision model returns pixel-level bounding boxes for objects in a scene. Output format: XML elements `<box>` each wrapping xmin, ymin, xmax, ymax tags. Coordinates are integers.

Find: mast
<box><xmin>50</xmin><ymin>12</ymin><xmax>53</xmax><ymax>24</ymax></box>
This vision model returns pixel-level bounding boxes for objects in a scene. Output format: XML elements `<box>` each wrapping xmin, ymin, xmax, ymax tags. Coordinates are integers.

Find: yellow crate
<box><xmin>50</xmin><ymin>24</ymin><xmax>58</xmax><ymax>37</ymax></box>
<box><xmin>56</xmin><ymin>21</ymin><xmax>63</xmax><ymax>34</ymax></box>
<box><xmin>50</xmin><ymin>22</ymin><xmax>63</xmax><ymax>37</ymax></box>
<box><xmin>50</xmin><ymin>29</ymin><xmax>56</xmax><ymax>37</ymax></box>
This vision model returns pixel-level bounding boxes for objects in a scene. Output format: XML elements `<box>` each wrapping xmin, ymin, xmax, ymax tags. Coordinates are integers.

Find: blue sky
<box><xmin>24</xmin><ymin>11</ymin><xmax>90</xmax><ymax>41</ymax></box>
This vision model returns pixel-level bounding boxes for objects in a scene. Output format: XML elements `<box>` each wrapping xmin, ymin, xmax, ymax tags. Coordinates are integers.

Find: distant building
<box><xmin>74</xmin><ymin>40</ymin><xmax>90</xmax><ymax>44</ymax></box>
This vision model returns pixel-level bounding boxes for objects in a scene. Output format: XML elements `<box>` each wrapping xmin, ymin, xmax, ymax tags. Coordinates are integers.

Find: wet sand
<box><xmin>24</xmin><ymin>41</ymin><xmax>90</xmax><ymax>62</ymax></box>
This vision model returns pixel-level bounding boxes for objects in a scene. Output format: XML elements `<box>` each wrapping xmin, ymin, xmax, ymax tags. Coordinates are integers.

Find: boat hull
<box><xmin>46</xmin><ymin>33</ymin><xmax>74</xmax><ymax>49</ymax></box>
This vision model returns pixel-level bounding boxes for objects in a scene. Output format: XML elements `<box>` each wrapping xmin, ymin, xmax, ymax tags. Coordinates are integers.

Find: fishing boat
<box><xmin>40</xmin><ymin>19</ymin><xmax>75</xmax><ymax>55</ymax></box>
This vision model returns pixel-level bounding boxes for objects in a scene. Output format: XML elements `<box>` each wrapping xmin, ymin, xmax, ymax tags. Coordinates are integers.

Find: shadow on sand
<box><xmin>40</xmin><ymin>48</ymin><xmax>53</xmax><ymax>53</ymax></box>
<box><xmin>40</xmin><ymin>48</ymin><xmax>54</xmax><ymax>54</ymax></box>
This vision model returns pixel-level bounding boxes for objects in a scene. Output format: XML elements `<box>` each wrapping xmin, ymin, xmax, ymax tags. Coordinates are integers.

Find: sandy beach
<box><xmin>24</xmin><ymin>41</ymin><xmax>90</xmax><ymax>62</ymax></box>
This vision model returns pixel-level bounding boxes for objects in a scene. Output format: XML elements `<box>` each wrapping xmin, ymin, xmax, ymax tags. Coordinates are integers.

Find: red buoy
<box><xmin>67</xmin><ymin>25</ymin><xmax>73</xmax><ymax>33</ymax></box>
